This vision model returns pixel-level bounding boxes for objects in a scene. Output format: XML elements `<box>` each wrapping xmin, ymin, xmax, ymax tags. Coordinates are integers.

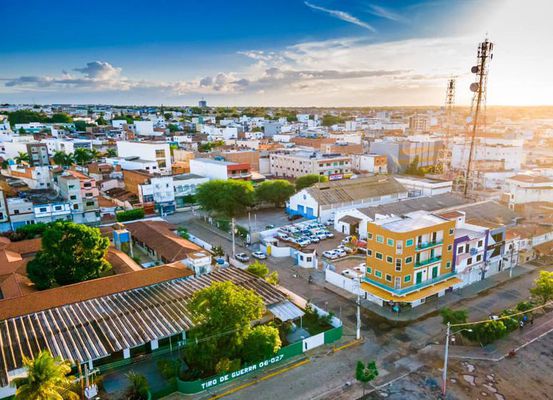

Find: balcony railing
<box><xmin>416</xmin><ymin>240</ymin><xmax>442</xmax><ymax>251</ymax></box>
<box><xmin>415</xmin><ymin>255</ymin><xmax>442</xmax><ymax>268</ymax></box>
<box><xmin>363</xmin><ymin>271</ymin><xmax>457</xmax><ymax>296</ymax></box>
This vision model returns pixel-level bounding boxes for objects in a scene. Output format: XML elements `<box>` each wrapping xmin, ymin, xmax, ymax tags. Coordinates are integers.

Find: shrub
<box><xmin>156</xmin><ymin>359</ymin><xmax>180</xmax><ymax>380</ymax></box>
<box><xmin>116</xmin><ymin>208</ymin><xmax>145</xmax><ymax>222</ymax></box>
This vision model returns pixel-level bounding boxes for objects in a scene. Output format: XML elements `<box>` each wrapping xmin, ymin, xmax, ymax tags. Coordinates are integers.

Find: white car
<box><xmin>338</xmin><ymin>244</ymin><xmax>354</xmax><ymax>254</ymax></box>
<box><xmin>323</xmin><ymin>250</ymin><xmax>338</xmax><ymax>259</ymax></box>
<box><xmin>277</xmin><ymin>232</ymin><xmax>290</xmax><ymax>241</ymax></box>
<box><xmin>235</xmin><ymin>253</ymin><xmax>250</xmax><ymax>262</ymax></box>
<box><xmin>334</xmin><ymin>248</ymin><xmax>347</xmax><ymax>257</ymax></box>
<box><xmin>354</xmin><ymin>263</ymin><xmax>366</xmax><ymax>274</ymax></box>
<box><xmin>341</xmin><ymin>269</ymin><xmax>358</xmax><ymax>278</ymax></box>
<box><xmin>324</xmin><ymin>231</ymin><xmax>335</xmax><ymax>238</ymax></box>
<box><xmin>252</xmin><ymin>251</ymin><xmax>267</xmax><ymax>260</ymax></box>
<box><xmin>296</xmin><ymin>239</ymin><xmax>311</xmax><ymax>247</ymax></box>
<box><xmin>341</xmin><ymin>236</ymin><xmax>352</xmax><ymax>244</ymax></box>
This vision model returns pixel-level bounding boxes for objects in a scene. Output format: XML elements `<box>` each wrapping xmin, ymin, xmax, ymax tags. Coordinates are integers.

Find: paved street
<box><xmin>163</xmin><ymin>210</ymin><xmax>553</xmax><ymax>400</ymax></box>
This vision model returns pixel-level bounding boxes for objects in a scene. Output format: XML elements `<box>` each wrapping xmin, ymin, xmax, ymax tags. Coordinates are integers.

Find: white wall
<box><xmin>189</xmin><ymin>159</ymin><xmax>228</xmax><ymax>180</ymax></box>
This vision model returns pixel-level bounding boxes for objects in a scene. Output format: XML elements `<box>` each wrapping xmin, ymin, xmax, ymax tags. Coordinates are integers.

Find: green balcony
<box><xmin>416</xmin><ymin>241</ymin><xmax>442</xmax><ymax>251</ymax></box>
<box><xmin>415</xmin><ymin>255</ymin><xmax>442</xmax><ymax>268</ymax></box>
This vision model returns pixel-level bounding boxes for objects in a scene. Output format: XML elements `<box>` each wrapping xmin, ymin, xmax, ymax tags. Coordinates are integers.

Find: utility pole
<box><xmin>354</xmin><ymin>278</ymin><xmax>361</xmax><ymax>340</ymax></box>
<box><xmin>464</xmin><ymin>38</ymin><xmax>494</xmax><ymax>197</ymax></box>
<box><xmin>231</xmin><ymin>217</ymin><xmax>236</xmax><ymax>257</ymax></box>
<box><xmin>442</xmin><ymin>322</ymin><xmax>450</xmax><ymax>398</ymax></box>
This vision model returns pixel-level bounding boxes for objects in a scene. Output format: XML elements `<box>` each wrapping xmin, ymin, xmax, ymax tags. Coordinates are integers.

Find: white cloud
<box><xmin>367</xmin><ymin>4</ymin><xmax>406</xmax><ymax>23</ymax></box>
<box><xmin>304</xmin><ymin>1</ymin><xmax>376</xmax><ymax>32</ymax></box>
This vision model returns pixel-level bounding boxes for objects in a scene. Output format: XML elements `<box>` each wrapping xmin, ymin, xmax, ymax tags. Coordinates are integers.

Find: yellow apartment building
<box><xmin>361</xmin><ymin>210</ymin><xmax>461</xmax><ymax>308</ymax></box>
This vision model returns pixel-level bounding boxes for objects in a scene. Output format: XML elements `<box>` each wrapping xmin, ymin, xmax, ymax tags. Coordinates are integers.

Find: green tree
<box><xmin>242</xmin><ymin>325</ymin><xmax>282</xmax><ymax>363</ymax></box>
<box><xmin>73</xmin><ymin>120</ymin><xmax>87</xmax><ymax>131</ymax></box>
<box><xmin>196</xmin><ymin>180</ymin><xmax>254</xmax><ymax>218</ymax></box>
<box><xmin>440</xmin><ymin>307</ymin><xmax>468</xmax><ymax>326</ymax></box>
<box><xmin>18</xmin><ymin>127</ymin><xmax>27</xmax><ymax>135</ymax></box>
<box><xmin>15</xmin><ymin>152</ymin><xmax>30</xmax><ymax>164</ymax></box>
<box><xmin>116</xmin><ymin>208</ymin><xmax>145</xmax><ymax>222</ymax></box>
<box><xmin>356</xmin><ymin>360</ymin><xmax>379</xmax><ymax>396</ymax></box>
<box><xmin>90</xmin><ymin>148</ymin><xmax>102</xmax><ymax>161</ymax></box>
<box><xmin>73</xmin><ymin>148</ymin><xmax>93</xmax><ymax>166</ymax></box>
<box><xmin>12</xmin><ymin>350</ymin><xmax>79</xmax><ymax>400</ymax></box>
<box><xmin>125</xmin><ymin>371</ymin><xmax>149</xmax><ymax>400</ymax></box>
<box><xmin>95</xmin><ymin>115</ymin><xmax>108</xmax><ymax>125</ymax></box>
<box><xmin>212</xmin><ymin>245</ymin><xmax>225</xmax><ymax>257</ymax></box>
<box><xmin>255</xmin><ymin>180</ymin><xmax>295</xmax><ymax>207</ymax></box>
<box><xmin>50</xmin><ymin>113</ymin><xmax>73</xmax><ymax>123</ymax></box>
<box><xmin>168</xmin><ymin>123</ymin><xmax>180</xmax><ymax>132</ymax></box>
<box><xmin>247</xmin><ymin>261</ymin><xmax>269</xmax><ymax>278</ymax></box>
<box><xmin>321</xmin><ymin>114</ymin><xmax>344</xmax><ymax>126</ymax></box>
<box><xmin>295</xmin><ymin>174</ymin><xmax>328</xmax><ymax>191</ymax></box>
<box><xmin>530</xmin><ymin>270</ymin><xmax>553</xmax><ymax>304</ymax></box>
<box><xmin>405</xmin><ymin>156</ymin><xmax>425</xmax><ymax>176</ymax></box>
<box><xmin>105</xmin><ymin>148</ymin><xmax>117</xmax><ymax>158</ymax></box>
<box><xmin>177</xmin><ymin>227</ymin><xmax>190</xmax><ymax>239</ymax></box>
<box><xmin>184</xmin><ymin>281</ymin><xmax>265</xmax><ymax>374</ymax></box>
<box><xmin>27</xmin><ymin>222</ymin><xmax>111</xmax><ymax>289</ymax></box>
<box><xmin>464</xmin><ymin>320</ymin><xmax>508</xmax><ymax>345</ymax></box>
<box><xmin>52</xmin><ymin>151</ymin><xmax>73</xmax><ymax>167</ymax></box>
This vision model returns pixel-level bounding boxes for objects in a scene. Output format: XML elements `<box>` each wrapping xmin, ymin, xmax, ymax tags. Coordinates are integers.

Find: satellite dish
<box><xmin>466</xmin><ymin>116</ymin><xmax>473</xmax><ymax>123</ymax></box>
<box><xmin>470</xmin><ymin>82</ymin><xmax>480</xmax><ymax>92</ymax></box>
<box><xmin>471</xmin><ymin>66</ymin><xmax>480</xmax><ymax>74</ymax></box>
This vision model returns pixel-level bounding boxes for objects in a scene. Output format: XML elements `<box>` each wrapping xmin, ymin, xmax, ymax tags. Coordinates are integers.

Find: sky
<box><xmin>1</xmin><ymin>0</ymin><xmax>552</xmax><ymax>107</ymax></box>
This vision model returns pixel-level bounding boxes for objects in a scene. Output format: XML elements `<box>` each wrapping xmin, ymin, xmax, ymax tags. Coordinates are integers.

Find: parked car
<box><xmin>341</xmin><ymin>269</ymin><xmax>359</xmax><ymax>278</ymax></box>
<box><xmin>288</xmin><ymin>214</ymin><xmax>302</xmax><ymax>221</ymax></box>
<box><xmin>354</xmin><ymin>263</ymin><xmax>366</xmax><ymax>274</ymax></box>
<box><xmin>252</xmin><ymin>251</ymin><xmax>267</xmax><ymax>260</ymax></box>
<box><xmin>338</xmin><ymin>244</ymin><xmax>354</xmax><ymax>254</ymax></box>
<box><xmin>334</xmin><ymin>248</ymin><xmax>347</xmax><ymax>257</ymax></box>
<box><xmin>296</xmin><ymin>238</ymin><xmax>311</xmax><ymax>247</ymax></box>
<box><xmin>265</xmin><ymin>224</ymin><xmax>275</xmax><ymax>229</ymax></box>
<box><xmin>308</xmin><ymin>236</ymin><xmax>320</xmax><ymax>243</ymax></box>
<box><xmin>277</xmin><ymin>232</ymin><xmax>290</xmax><ymax>241</ymax></box>
<box><xmin>323</xmin><ymin>250</ymin><xmax>338</xmax><ymax>259</ymax></box>
<box><xmin>316</xmin><ymin>233</ymin><xmax>328</xmax><ymax>240</ymax></box>
<box><xmin>235</xmin><ymin>253</ymin><xmax>250</xmax><ymax>262</ymax></box>
<box><xmin>341</xmin><ymin>235</ymin><xmax>352</xmax><ymax>244</ymax></box>
<box><xmin>324</xmin><ymin>231</ymin><xmax>335</xmax><ymax>238</ymax></box>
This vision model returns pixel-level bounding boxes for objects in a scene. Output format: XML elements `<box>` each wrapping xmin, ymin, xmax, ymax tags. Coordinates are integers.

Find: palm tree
<box><xmin>125</xmin><ymin>371</ymin><xmax>149</xmax><ymax>400</ymax></box>
<box><xmin>104</xmin><ymin>148</ymin><xmax>117</xmax><ymax>158</ymax></box>
<box><xmin>12</xmin><ymin>350</ymin><xmax>79</xmax><ymax>400</ymax></box>
<box><xmin>15</xmin><ymin>152</ymin><xmax>30</xmax><ymax>165</ymax></box>
<box><xmin>90</xmin><ymin>148</ymin><xmax>102</xmax><ymax>161</ymax></box>
<box><xmin>52</xmin><ymin>151</ymin><xmax>73</xmax><ymax>167</ymax></box>
<box><xmin>73</xmin><ymin>148</ymin><xmax>93</xmax><ymax>167</ymax></box>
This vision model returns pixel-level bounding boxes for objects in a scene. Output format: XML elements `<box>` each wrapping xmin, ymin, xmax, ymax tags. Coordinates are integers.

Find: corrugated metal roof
<box><xmin>268</xmin><ymin>300</ymin><xmax>305</xmax><ymax>322</ymax></box>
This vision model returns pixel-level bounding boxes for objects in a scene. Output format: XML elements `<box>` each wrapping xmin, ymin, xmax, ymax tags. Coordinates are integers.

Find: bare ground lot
<box><xmin>364</xmin><ymin>334</ymin><xmax>553</xmax><ymax>400</ymax></box>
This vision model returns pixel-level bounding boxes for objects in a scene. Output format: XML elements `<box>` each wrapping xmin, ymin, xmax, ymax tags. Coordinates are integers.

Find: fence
<box><xmin>187</xmin><ymin>233</ymin><xmax>213</xmax><ymax>251</ymax></box>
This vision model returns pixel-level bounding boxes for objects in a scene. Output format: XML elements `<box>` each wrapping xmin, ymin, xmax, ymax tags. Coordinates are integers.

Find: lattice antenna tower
<box><xmin>463</xmin><ymin>37</ymin><xmax>493</xmax><ymax>197</ymax></box>
<box><xmin>436</xmin><ymin>78</ymin><xmax>456</xmax><ymax>174</ymax></box>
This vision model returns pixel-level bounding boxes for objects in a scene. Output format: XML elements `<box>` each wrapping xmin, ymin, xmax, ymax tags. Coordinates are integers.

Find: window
<box><xmin>387</xmin><ymin>238</ymin><xmax>394</xmax><ymax>247</ymax></box>
<box><xmin>458</xmin><ymin>245</ymin><xmax>465</xmax><ymax>254</ymax></box>
<box><xmin>155</xmin><ymin>149</ymin><xmax>166</xmax><ymax>158</ymax></box>
<box><xmin>73</xmin><ymin>204</ymin><xmax>79</xmax><ymax>210</ymax></box>
<box><xmin>476</xmin><ymin>254</ymin><xmax>482</xmax><ymax>262</ymax></box>
<box><xmin>447</xmin><ymin>244</ymin><xmax>452</xmax><ymax>251</ymax></box>
<box><xmin>404</xmin><ymin>274</ymin><xmax>411</xmax><ymax>283</ymax></box>
<box><xmin>478</xmin><ymin>240</ymin><xmax>483</xmax><ymax>247</ymax></box>
<box><xmin>467</xmin><ymin>257</ymin><xmax>473</xmax><ymax>265</ymax></box>
<box><xmin>385</xmin><ymin>274</ymin><xmax>392</xmax><ymax>282</ymax></box>
<box><xmin>375</xmin><ymin>270</ymin><xmax>382</xmax><ymax>278</ymax></box>
<box><xmin>367</xmin><ymin>249</ymin><xmax>373</xmax><ymax>257</ymax></box>
<box><xmin>366</xmin><ymin>267</ymin><xmax>372</xmax><ymax>275</ymax></box>
<box><xmin>376</xmin><ymin>252</ymin><xmax>383</xmax><ymax>260</ymax></box>
<box><xmin>446</xmin><ymin>261</ymin><xmax>451</xmax><ymax>269</ymax></box>
<box><xmin>367</xmin><ymin>232</ymin><xmax>373</xmax><ymax>240</ymax></box>
<box><xmin>406</xmin><ymin>239</ymin><xmax>414</xmax><ymax>247</ymax></box>
<box><xmin>376</xmin><ymin>235</ymin><xmax>384</xmax><ymax>244</ymax></box>
<box><xmin>39</xmin><ymin>207</ymin><xmax>47</xmax><ymax>212</ymax></box>
<box><xmin>405</xmin><ymin>256</ymin><xmax>413</xmax><ymax>264</ymax></box>
<box><xmin>386</xmin><ymin>256</ymin><xmax>393</xmax><ymax>264</ymax></box>
<box><xmin>449</xmin><ymin>228</ymin><xmax>454</xmax><ymax>235</ymax></box>
<box><xmin>395</xmin><ymin>258</ymin><xmax>402</xmax><ymax>272</ymax></box>
<box><xmin>86</xmin><ymin>201</ymin><xmax>94</xmax><ymax>206</ymax></box>
<box><xmin>70</xmin><ymin>195</ymin><xmax>77</xmax><ymax>200</ymax></box>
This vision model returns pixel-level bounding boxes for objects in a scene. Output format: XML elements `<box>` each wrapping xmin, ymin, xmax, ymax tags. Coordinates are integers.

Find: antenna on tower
<box><xmin>463</xmin><ymin>37</ymin><xmax>493</xmax><ymax>197</ymax></box>
<box><xmin>436</xmin><ymin>77</ymin><xmax>456</xmax><ymax>175</ymax></box>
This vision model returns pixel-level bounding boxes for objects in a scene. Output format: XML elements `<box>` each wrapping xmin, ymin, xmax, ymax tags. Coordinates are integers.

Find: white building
<box><xmin>189</xmin><ymin>158</ymin><xmax>251</xmax><ymax>181</ymax></box>
<box><xmin>451</xmin><ymin>137</ymin><xmax>524</xmax><ymax>172</ymax></box>
<box><xmin>503</xmin><ymin>174</ymin><xmax>553</xmax><ymax>208</ymax></box>
<box><xmin>394</xmin><ymin>176</ymin><xmax>453</xmax><ymax>197</ymax></box>
<box><xmin>105</xmin><ymin>157</ymin><xmax>160</xmax><ymax>173</ymax></box>
<box><xmin>270</xmin><ymin>151</ymin><xmax>352</xmax><ymax>179</ymax></box>
<box><xmin>133</xmin><ymin>120</ymin><xmax>155</xmax><ymax>136</ymax></box>
<box><xmin>351</xmin><ymin>154</ymin><xmax>387</xmax><ymax>174</ymax></box>
<box><xmin>287</xmin><ymin>175</ymin><xmax>408</xmax><ymax>222</ymax></box>
<box><xmin>116</xmin><ymin>141</ymin><xmax>171</xmax><ymax>171</ymax></box>
<box><xmin>45</xmin><ymin>138</ymin><xmax>93</xmax><ymax>155</ymax></box>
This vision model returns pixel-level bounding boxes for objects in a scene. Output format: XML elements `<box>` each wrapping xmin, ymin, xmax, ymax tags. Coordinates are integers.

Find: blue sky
<box><xmin>1</xmin><ymin>0</ymin><xmax>552</xmax><ymax>106</ymax></box>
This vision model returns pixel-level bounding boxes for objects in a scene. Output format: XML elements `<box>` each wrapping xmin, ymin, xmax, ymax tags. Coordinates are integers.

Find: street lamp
<box><xmin>442</xmin><ymin>322</ymin><xmax>473</xmax><ymax>397</ymax></box>
<box><xmin>353</xmin><ymin>277</ymin><xmax>361</xmax><ymax>340</ymax></box>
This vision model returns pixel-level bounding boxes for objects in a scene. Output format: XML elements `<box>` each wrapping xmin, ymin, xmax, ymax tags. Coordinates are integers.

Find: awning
<box><xmin>361</xmin><ymin>276</ymin><xmax>462</xmax><ymax>304</ymax></box>
<box><xmin>268</xmin><ymin>300</ymin><xmax>305</xmax><ymax>322</ymax></box>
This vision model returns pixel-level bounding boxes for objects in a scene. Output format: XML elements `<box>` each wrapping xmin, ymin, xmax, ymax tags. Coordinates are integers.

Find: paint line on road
<box><xmin>334</xmin><ymin>338</ymin><xmax>363</xmax><ymax>353</ymax></box>
<box><xmin>210</xmin><ymin>358</ymin><xmax>311</xmax><ymax>400</ymax></box>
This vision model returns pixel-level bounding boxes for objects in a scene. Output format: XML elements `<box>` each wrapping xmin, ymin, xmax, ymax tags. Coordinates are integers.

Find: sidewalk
<box><xmin>330</xmin><ymin>263</ymin><xmax>536</xmax><ymax>322</ymax></box>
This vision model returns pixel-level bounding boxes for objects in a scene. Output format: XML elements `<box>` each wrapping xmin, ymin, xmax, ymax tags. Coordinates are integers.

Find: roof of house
<box><xmin>105</xmin><ymin>247</ymin><xmax>143</xmax><ymax>274</ymax></box>
<box><xmin>358</xmin><ymin>193</ymin><xmax>467</xmax><ymax>219</ymax></box>
<box><xmin>509</xmin><ymin>175</ymin><xmax>553</xmax><ymax>184</ymax></box>
<box><xmin>0</xmin><ymin>267</ymin><xmax>286</xmax><ymax>386</ymax></box>
<box><xmin>444</xmin><ymin>201</ymin><xmax>518</xmax><ymax>228</ymax></box>
<box><xmin>338</xmin><ymin>215</ymin><xmax>362</xmax><ymax>225</ymax></box>
<box><xmin>125</xmin><ymin>220</ymin><xmax>206</xmax><ymax>263</ymax></box>
<box><xmin>306</xmin><ymin>175</ymin><xmax>407</xmax><ymax>206</ymax></box>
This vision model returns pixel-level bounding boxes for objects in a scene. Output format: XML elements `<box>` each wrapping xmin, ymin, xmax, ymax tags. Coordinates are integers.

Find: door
<box><xmin>306</xmin><ymin>207</ymin><xmax>314</xmax><ymax>218</ymax></box>
<box><xmin>432</xmin><ymin>266</ymin><xmax>439</xmax><ymax>279</ymax></box>
<box><xmin>394</xmin><ymin>277</ymin><xmax>401</xmax><ymax>289</ymax></box>
<box><xmin>416</xmin><ymin>271</ymin><xmax>423</xmax><ymax>284</ymax></box>
<box><xmin>298</xmin><ymin>205</ymin><xmax>305</xmax><ymax>215</ymax></box>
